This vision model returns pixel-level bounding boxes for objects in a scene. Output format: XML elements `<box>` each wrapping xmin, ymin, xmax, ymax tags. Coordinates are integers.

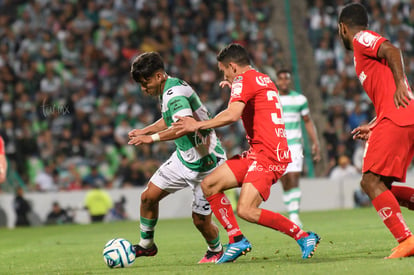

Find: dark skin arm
<box><xmin>377</xmin><ymin>41</ymin><xmax>414</xmax><ymax>108</ymax></box>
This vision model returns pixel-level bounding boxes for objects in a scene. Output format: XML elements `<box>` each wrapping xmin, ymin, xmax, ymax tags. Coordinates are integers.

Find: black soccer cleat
<box><xmin>133</xmin><ymin>243</ymin><xmax>158</xmax><ymax>257</ymax></box>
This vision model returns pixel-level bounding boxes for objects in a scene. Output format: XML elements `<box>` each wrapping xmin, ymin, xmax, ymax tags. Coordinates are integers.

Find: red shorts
<box><xmin>363</xmin><ymin>118</ymin><xmax>414</xmax><ymax>182</ymax></box>
<box><xmin>226</xmin><ymin>150</ymin><xmax>288</xmax><ymax>201</ymax></box>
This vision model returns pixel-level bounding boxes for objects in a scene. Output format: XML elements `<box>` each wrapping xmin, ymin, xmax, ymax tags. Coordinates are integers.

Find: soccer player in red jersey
<box><xmin>338</xmin><ymin>3</ymin><xmax>414</xmax><ymax>258</ymax></box>
<box><xmin>173</xmin><ymin>44</ymin><xmax>320</xmax><ymax>263</ymax></box>
<box><xmin>0</xmin><ymin>136</ymin><xmax>7</xmax><ymax>183</ymax></box>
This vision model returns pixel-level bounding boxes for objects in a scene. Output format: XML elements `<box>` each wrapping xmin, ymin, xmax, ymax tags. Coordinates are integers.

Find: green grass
<box><xmin>1</xmin><ymin>208</ymin><xmax>414</xmax><ymax>275</ymax></box>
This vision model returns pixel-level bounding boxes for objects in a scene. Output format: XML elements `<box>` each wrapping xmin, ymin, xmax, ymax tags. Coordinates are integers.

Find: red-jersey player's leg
<box><xmin>392</xmin><ymin>185</ymin><xmax>414</xmax><ymax>210</ymax></box>
<box><xmin>202</xmin><ymin>156</ymin><xmax>245</xmax><ymax>243</ymax></box>
<box><xmin>237</xmin><ymin>156</ymin><xmax>308</xmax><ymax>240</ymax></box>
<box><xmin>362</xmin><ymin>119</ymin><xmax>413</xmax><ymax>244</ymax></box>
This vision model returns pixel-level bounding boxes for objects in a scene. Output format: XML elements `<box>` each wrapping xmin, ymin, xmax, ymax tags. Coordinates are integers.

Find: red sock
<box><xmin>206</xmin><ymin>193</ymin><xmax>241</xmax><ymax>243</ymax></box>
<box><xmin>372</xmin><ymin>190</ymin><xmax>412</xmax><ymax>243</ymax></box>
<box><xmin>391</xmin><ymin>185</ymin><xmax>414</xmax><ymax>210</ymax></box>
<box><xmin>258</xmin><ymin>209</ymin><xmax>308</xmax><ymax>240</ymax></box>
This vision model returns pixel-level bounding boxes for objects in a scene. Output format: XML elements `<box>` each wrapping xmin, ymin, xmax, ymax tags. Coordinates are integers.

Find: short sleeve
<box><xmin>168</xmin><ymin>96</ymin><xmax>193</xmax><ymax>122</ymax></box>
<box><xmin>299</xmin><ymin>95</ymin><xmax>310</xmax><ymax>116</ymax></box>
<box><xmin>353</xmin><ymin>31</ymin><xmax>387</xmax><ymax>58</ymax></box>
<box><xmin>229</xmin><ymin>75</ymin><xmax>254</xmax><ymax>104</ymax></box>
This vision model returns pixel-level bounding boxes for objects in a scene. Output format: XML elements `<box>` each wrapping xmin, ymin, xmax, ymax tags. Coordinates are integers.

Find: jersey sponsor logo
<box><xmin>166</xmin><ymin>89</ymin><xmax>173</xmax><ymax>95</ymax></box>
<box><xmin>358</xmin><ymin>71</ymin><xmax>367</xmax><ymax>85</ymax></box>
<box><xmin>220</xmin><ymin>196</ymin><xmax>231</xmax><ymax>205</ymax></box>
<box><xmin>233</xmin><ymin>76</ymin><xmax>243</xmax><ymax>83</ymax></box>
<box><xmin>256</xmin><ymin>76</ymin><xmax>272</xmax><ymax>87</ymax></box>
<box><xmin>231</xmin><ymin>82</ymin><xmax>243</xmax><ymax>98</ymax></box>
<box><xmin>275</xmin><ymin>142</ymin><xmax>290</xmax><ymax>162</ymax></box>
<box><xmin>218</xmin><ymin>208</ymin><xmax>233</xmax><ymax>229</ymax></box>
<box><xmin>377</xmin><ymin>207</ymin><xmax>392</xmax><ymax>221</ymax></box>
<box><xmin>172</xmin><ymin>104</ymin><xmax>183</xmax><ymax>111</ymax></box>
<box><xmin>356</xmin><ymin>31</ymin><xmax>380</xmax><ymax>48</ymax></box>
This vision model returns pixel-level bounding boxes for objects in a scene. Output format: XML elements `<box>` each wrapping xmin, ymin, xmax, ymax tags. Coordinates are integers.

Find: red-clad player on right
<box><xmin>338</xmin><ymin>3</ymin><xmax>414</xmax><ymax>258</ymax></box>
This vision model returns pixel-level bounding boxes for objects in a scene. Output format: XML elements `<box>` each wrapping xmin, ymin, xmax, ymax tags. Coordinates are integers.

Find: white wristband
<box><xmin>150</xmin><ymin>133</ymin><xmax>160</xmax><ymax>142</ymax></box>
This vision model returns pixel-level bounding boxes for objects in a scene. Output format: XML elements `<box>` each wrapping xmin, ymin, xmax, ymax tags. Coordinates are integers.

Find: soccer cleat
<box><xmin>216</xmin><ymin>237</ymin><xmax>252</xmax><ymax>264</ymax></box>
<box><xmin>297</xmin><ymin>231</ymin><xmax>320</xmax><ymax>259</ymax></box>
<box><xmin>198</xmin><ymin>249</ymin><xmax>224</xmax><ymax>263</ymax></box>
<box><xmin>385</xmin><ymin>235</ymin><xmax>414</xmax><ymax>259</ymax></box>
<box><xmin>133</xmin><ymin>243</ymin><xmax>158</xmax><ymax>257</ymax></box>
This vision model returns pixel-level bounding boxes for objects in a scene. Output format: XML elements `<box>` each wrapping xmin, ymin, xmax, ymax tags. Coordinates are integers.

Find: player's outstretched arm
<box><xmin>378</xmin><ymin>41</ymin><xmax>414</xmax><ymax>108</ymax></box>
<box><xmin>128</xmin><ymin>124</ymin><xmax>192</xmax><ymax>146</ymax></box>
<box><xmin>128</xmin><ymin>118</ymin><xmax>167</xmax><ymax>138</ymax></box>
<box><xmin>173</xmin><ymin>101</ymin><xmax>245</xmax><ymax>134</ymax></box>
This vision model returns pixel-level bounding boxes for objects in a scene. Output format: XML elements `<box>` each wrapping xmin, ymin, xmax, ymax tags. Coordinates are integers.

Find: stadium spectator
<box><xmin>34</xmin><ymin>163</ymin><xmax>59</xmax><ymax>192</ymax></box>
<box><xmin>14</xmin><ymin>187</ymin><xmax>31</xmax><ymax>227</ymax></box>
<box><xmin>45</xmin><ymin>201</ymin><xmax>73</xmax><ymax>225</ymax></box>
<box><xmin>329</xmin><ymin>155</ymin><xmax>359</xmax><ymax>180</ymax></box>
<box><xmin>82</xmin><ymin>165</ymin><xmax>108</xmax><ymax>189</ymax></box>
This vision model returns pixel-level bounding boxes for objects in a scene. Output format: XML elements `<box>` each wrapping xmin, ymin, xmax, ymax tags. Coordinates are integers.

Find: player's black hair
<box><xmin>338</xmin><ymin>2</ymin><xmax>368</xmax><ymax>28</ymax></box>
<box><xmin>130</xmin><ymin>52</ymin><xmax>165</xmax><ymax>83</ymax></box>
<box><xmin>276</xmin><ymin>69</ymin><xmax>292</xmax><ymax>77</ymax></box>
<box><xmin>216</xmin><ymin>43</ymin><xmax>251</xmax><ymax>66</ymax></box>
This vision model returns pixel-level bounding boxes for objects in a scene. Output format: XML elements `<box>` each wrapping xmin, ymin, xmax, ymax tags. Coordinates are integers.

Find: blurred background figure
<box><xmin>84</xmin><ymin>182</ymin><xmax>113</xmax><ymax>222</ymax></box>
<box><xmin>107</xmin><ymin>196</ymin><xmax>128</xmax><ymax>221</ymax></box>
<box><xmin>329</xmin><ymin>155</ymin><xmax>359</xmax><ymax>180</ymax></box>
<box><xmin>13</xmin><ymin>187</ymin><xmax>31</xmax><ymax>227</ymax></box>
<box><xmin>45</xmin><ymin>201</ymin><xmax>73</xmax><ymax>225</ymax></box>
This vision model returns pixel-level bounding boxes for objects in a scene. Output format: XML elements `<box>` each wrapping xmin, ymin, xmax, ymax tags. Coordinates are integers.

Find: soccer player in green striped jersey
<box><xmin>276</xmin><ymin>69</ymin><xmax>321</xmax><ymax>228</ymax></box>
<box><xmin>128</xmin><ymin>52</ymin><xmax>226</xmax><ymax>263</ymax></box>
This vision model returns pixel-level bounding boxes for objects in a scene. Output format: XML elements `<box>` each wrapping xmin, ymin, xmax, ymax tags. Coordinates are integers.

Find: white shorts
<box><xmin>150</xmin><ymin>151</ymin><xmax>226</xmax><ymax>215</ymax></box>
<box><xmin>284</xmin><ymin>144</ymin><xmax>304</xmax><ymax>174</ymax></box>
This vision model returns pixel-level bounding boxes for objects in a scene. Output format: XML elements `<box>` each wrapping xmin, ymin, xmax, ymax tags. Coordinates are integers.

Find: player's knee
<box><xmin>192</xmin><ymin>213</ymin><xmax>210</xmax><ymax>230</ymax></box>
<box><xmin>201</xmin><ymin>177</ymin><xmax>215</xmax><ymax>197</ymax></box>
<box><xmin>140</xmin><ymin>190</ymin><xmax>158</xmax><ymax>208</ymax></box>
<box><xmin>237</xmin><ymin>204</ymin><xmax>255</xmax><ymax>223</ymax></box>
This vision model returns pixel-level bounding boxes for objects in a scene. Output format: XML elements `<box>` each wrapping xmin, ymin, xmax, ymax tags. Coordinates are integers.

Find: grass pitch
<box><xmin>1</xmin><ymin>208</ymin><xmax>414</xmax><ymax>275</ymax></box>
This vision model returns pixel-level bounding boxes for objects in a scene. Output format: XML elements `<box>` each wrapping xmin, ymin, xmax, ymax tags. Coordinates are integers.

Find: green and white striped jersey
<box><xmin>279</xmin><ymin>90</ymin><xmax>309</xmax><ymax>146</ymax></box>
<box><xmin>160</xmin><ymin>77</ymin><xmax>225</xmax><ymax>172</ymax></box>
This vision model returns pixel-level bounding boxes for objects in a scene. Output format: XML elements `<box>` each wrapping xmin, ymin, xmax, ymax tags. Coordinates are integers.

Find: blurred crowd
<box><xmin>307</xmin><ymin>0</ymin><xmax>414</xmax><ymax>176</ymax></box>
<box><xmin>0</xmin><ymin>0</ymin><xmax>280</xmax><ymax>192</ymax></box>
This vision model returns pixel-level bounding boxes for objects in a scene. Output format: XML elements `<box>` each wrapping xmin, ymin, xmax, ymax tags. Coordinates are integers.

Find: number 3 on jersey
<box><xmin>267</xmin><ymin>90</ymin><xmax>284</xmax><ymax>125</ymax></box>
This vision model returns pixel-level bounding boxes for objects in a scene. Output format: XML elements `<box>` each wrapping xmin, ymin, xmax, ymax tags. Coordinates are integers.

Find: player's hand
<box><xmin>312</xmin><ymin>144</ymin><xmax>321</xmax><ymax>162</ymax></box>
<box><xmin>172</xmin><ymin>116</ymin><xmax>199</xmax><ymax>135</ymax></box>
<box><xmin>128</xmin><ymin>135</ymin><xmax>153</xmax><ymax>146</ymax></box>
<box><xmin>393</xmin><ymin>83</ymin><xmax>414</xmax><ymax>109</ymax></box>
<box><xmin>351</xmin><ymin>125</ymin><xmax>371</xmax><ymax>140</ymax></box>
<box><xmin>219</xmin><ymin>80</ymin><xmax>232</xmax><ymax>89</ymax></box>
<box><xmin>128</xmin><ymin>129</ymin><xmax>145</xmax><ymax>139</ymax></box>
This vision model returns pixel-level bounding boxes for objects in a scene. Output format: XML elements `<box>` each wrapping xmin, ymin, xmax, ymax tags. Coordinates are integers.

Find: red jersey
<box><xmin>0</xmin><ymin>136</ymin><xmax>4</xmax><ymax>155</ymax></box>
<box><xmin>353</xmin><ymin>30</ymin><xmax>414</xmax><ymax>127</ymax></box>
<box><xmin>229</xmin><ymin>69</ymin><xmax>291</xmax><ymax>163</ymax></box>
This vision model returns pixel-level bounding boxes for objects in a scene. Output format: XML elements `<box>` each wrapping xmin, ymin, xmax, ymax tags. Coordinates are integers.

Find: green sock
<box><xmin>139</xmin><ymin>217</ymin><xmax>157</xmax><ymax>248</ymax></box>
<box><xmin>207</xmin><ymin>235</ymin><xmax>222</xmax><ymax>252</ymax></box>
